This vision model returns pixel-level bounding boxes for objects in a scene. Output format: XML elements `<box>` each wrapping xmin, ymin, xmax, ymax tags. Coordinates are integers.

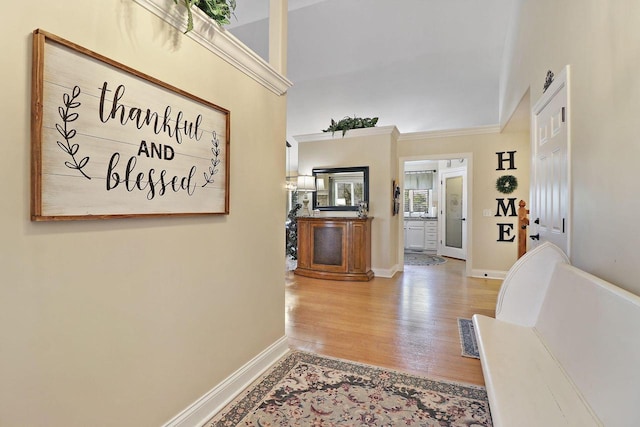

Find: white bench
<box><xmin>473</xmin><ymin>242</ymin><xmax>640</xmax><ymax>427</ymax></box>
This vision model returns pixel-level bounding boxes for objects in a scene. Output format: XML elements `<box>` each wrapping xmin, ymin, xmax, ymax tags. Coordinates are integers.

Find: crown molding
<box><xmin>295</xmin><ymin>125</ymin><xmax>501</xmax><ymax>144</ymax></box>
<box><xmin>294</xmin><ymin>125</ymin><xmax>400</xmax><ymax>143</ymax></box>
<box><xmin>133</xmin><ymin>0</ymin><xmax>292</xmax><ymax>96</ymax></box>
<box><xmin>398</xmin><ymin>125</ymin><xmax>501</xmax><ymax>141</ymax></box>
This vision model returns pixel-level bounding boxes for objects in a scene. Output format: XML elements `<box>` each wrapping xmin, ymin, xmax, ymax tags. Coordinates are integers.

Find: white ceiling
<box><xmin>229</xmin><ymin>0</ymin><xmax>513</xmax><ymax>146</ymax></box>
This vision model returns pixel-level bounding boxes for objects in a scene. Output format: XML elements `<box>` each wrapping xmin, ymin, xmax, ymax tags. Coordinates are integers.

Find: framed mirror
<box><xmin>312</xmin><ymin>166</ymin><xmax>369</xmax><ymax>211</ymax></box>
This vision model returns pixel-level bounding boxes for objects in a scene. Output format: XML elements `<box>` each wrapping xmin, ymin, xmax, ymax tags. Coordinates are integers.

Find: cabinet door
<box><xmin>424</xmin><ymin>221</ymin><xmax>438</xmax><ymax>251</ymax></box>
<box><xmin>424</xmin><ymin>234</ymin><xmax>437</xmax><ymax>251</ymax></box>
<box><xmin>296</xmin><ymin>219</ymin><xmax>311</xmax><ymax>269</ymax></box>
<box><xmin>349</xmin><ymin>220</ymin><xmax>371</xmax><ymax>273</ymax></box>
<box><xmin>310</xmin><ymin>222</ymin><xmax>348</xmax><ymax>273</ymax></box>
<box><xmin>406</xmin><ymin>222</ymin><xmax>425</xmax><ymax>250</ymax></box>
<box><xmin>404</xmin><ymin>224</ymin><xmax>408</xmax><ymax>249</ymax></box>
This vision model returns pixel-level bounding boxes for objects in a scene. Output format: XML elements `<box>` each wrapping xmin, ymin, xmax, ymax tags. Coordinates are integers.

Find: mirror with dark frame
<box><xmin>312</xmin><ymin>166</ymin><xmax>369</xmax><ymax>211</ymax></box>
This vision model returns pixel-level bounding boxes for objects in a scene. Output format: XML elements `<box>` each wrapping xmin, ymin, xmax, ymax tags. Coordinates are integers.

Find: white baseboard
<box><xmin>162</xmin><ymin>336</ymin><xmax>290</xmax><ymax>427</ymax></box>
<box><xmin>470</xmin><ymin>269</ymin><xmax>507</xmax><ymax>280</ymax></box>
<box><xmin>372</xmin><ymin>264</ymin><xmax>399</xmax><ymax>278</ymax></box>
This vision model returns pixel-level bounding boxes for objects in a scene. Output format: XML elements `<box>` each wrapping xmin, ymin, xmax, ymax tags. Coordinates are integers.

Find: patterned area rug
<box><xmin>404</xmin><ymin>252</ymin><xmax>447</xmax><ymax>266</ymax></box>
<box><xmin>457</xmin><ymin>318</ymin><xmax>480</xmax><ymax>359</ymax></box>
<box><xmin>207</xmin><ymin>351</ymin><xmax>492</xmax><ymax>426</ymax></box>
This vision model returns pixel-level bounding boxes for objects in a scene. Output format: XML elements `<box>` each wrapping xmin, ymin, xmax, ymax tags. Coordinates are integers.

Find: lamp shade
<box><xmin>297</xmin><ymin>175</ymin><xmax>316</xmax><ymax>192</ymax></box>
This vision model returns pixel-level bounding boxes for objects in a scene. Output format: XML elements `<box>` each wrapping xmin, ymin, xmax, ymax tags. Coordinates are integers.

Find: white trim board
<box><xmin>398</xmin><ymin>125</ymin><xmax>500</xmax><ymax>141</ymax></box>
<box><xmin>294</xmin><ymin>125</ymin><xmax>401</xmax><ymax>143</ymax></box>
<box><xmin>470</xmin><ymin>269</ymin><xmax>507</xmax><ymax>280</ymax></box>
<box><xmin>133</xmin><ymin>0</ymin><xmax>292</xmax><ymax>96</ymax></box>
<box><xmin>295</xmin><ymin>125</ymin><xmax>498</xmax><ymax>144</ymax></box>
<box><xmin>162</xmin><ymin>337</ymin><xmax>290</xmax><ymax>427</ymax></box>
<box><xmin>373</xmin><ymin>265</ymin><xmax>399</xmax><ymax>279</ymax></box>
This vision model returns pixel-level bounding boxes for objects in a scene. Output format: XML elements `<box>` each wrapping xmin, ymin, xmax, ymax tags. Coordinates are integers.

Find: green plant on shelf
<box><xmin>173</xmin><ymin>0</ymin><xmax>237</xmax><ymax>33</ymax></box>
<box><xmin>323</xmin><ymin>116</ymin><xmax>379</xmax><ymax>137</ymax></box>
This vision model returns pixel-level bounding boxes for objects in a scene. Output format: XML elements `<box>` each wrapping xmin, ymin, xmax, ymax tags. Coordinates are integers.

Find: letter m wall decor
<box><xmin>31</xmin><ymin>30</ymin><xmax>230</xmax><ymax>220</ymax></box>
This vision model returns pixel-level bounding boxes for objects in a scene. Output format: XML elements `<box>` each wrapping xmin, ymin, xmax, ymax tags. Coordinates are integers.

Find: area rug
<box><xmin>457</xmin><ymin>318</ymin><xmax>480</xmax><ymax>359</ymax></box>
<box><xmin>404</xmin><ymin>252</ymin><xmax>447</xmax><ymax>266</ymax></box>
<box><xmin>207</xmin><ymin>351</ymin><xmax>492</xmax><ymax>426</ymax></box>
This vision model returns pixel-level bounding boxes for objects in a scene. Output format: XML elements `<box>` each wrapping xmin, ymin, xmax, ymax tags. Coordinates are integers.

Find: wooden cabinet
<box><xmin>295</xmin><ymin>217</ymin><xmax>373</xmax><ymax>281</ymax></box>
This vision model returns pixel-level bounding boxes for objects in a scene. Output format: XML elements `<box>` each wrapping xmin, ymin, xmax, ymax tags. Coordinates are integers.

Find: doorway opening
<box><xmin>399</xmin><ymin>155</ymin><xmax>472</xmax><ymax>276</ymax></box>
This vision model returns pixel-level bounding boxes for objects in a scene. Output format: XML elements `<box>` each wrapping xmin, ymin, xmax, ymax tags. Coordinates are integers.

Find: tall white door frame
<box><xmin>398</xmin><ymin>153</ymin><xmax>473</xmax><ymax>277</ymax></box>
<box><xmin>530</xmin><ymin>65</ymin><xmax>571</xmax><ymax>256</ymax></box>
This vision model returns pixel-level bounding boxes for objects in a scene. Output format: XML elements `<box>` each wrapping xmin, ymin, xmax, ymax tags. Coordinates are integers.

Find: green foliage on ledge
<box><xmin>323</xmin><ymin>116</ymin><xmax>379</xmax><ymax>137</ymax></box>
<box><xmin>174</xmin><ymin>0</ymin><xmax>237</xmax><ymax>33</ymax></box>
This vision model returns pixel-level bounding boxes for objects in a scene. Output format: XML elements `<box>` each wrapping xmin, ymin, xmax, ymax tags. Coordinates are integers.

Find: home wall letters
<box><xmin>495</xmin><ymin>151</ymin><xmax>517</xmax><ymax>242</ymax></box>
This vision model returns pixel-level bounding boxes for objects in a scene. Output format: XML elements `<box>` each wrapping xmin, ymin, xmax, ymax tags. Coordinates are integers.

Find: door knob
<box><xmin>530</xmin><ymin>234</ymin><xmax>540</xmax><ymax>240</ymax></box>
<box><xmin>461</xmin><ymin>218</ymin><xmax>466</xmax><ymax>221</ymax></box>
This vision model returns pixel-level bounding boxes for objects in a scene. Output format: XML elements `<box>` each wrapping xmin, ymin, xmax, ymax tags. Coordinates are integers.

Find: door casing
<box><xmin>399</xmin><ymin>154</ymin><xmax>473</xmax><ymax>276</ymax></box>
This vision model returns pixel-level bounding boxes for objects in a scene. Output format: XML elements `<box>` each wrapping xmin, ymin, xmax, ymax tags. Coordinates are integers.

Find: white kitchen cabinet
<box><xmin>405</xmin><ymin>220</ymin><xmax>425</xmax><ymax>250</ymax></box>
<box><xmin>404</xmin><ymin>219</ymin><xmax>438</xmax><ymax>251</ymax></box>
<box><xmin>424</xmin><ymin>220</ymin><xmax>438</xmax><ymax>251</ymax></box>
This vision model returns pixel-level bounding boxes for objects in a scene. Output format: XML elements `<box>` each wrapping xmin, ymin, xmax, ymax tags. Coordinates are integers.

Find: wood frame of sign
<box><xmin>31</xmin><ymin>29</ymin><xmax>230</xmax><ymax>221</ymax></box>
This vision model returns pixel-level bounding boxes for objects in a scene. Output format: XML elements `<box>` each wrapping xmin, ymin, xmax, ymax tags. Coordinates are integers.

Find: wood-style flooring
<box><xmin>286</xmin><ymin>258</ymin><xmax>501</xmax><ymax>386</ymax></box>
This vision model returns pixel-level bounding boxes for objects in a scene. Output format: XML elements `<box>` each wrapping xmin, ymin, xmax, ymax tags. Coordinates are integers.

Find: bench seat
<box><xmin>473</xmin><ymin>242</ymin><xmax>640</xmax><ymax>427</ymax></box>
<box><xmin>473</xmin><ymin>314</ymin><xmax>600</xmax><ymax>426</ymax></box>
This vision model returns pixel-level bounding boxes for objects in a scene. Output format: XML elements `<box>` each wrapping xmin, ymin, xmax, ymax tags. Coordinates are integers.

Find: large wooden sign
<box><xmin>31</xmin><ymin>29</ymin><xmax>230</xmax><ymax>220</ymax></box>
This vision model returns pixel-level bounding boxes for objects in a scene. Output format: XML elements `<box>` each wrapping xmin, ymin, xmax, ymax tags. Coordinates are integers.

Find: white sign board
<box><xmin>31</xmin><ymin>29</ymin><xmax>230</xmax><ymax>220</ymax></box>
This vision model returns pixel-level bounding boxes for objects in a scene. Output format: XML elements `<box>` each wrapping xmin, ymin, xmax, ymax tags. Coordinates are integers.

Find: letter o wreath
<box><xmin>496</xmin><ymin>175</ymin><xmax>518</xmax><ymax>194</ymax></box>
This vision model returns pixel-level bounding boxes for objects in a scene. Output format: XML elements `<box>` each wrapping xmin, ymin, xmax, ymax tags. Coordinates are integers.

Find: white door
<box><xmin>440</xmin><ymin>168</ymin><xmax>467</xmax><ymax>260</ymax></box>
<box><xmin>531</xmin><ymin>66</ymin><xmax>571</xmax><ymax>256</ymax></box>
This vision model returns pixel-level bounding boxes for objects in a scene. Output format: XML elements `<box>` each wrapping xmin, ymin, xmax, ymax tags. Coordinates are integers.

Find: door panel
<box><xmin>440</xmin><ymin>169</ymin><xmax>467</xmax><ymax>260</ymax></box>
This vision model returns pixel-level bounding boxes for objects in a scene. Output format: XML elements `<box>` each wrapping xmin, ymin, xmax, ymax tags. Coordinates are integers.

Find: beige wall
<box><xmin>0</xmin><ymin>2</ymin><xmax>286</xmax><ymax>426</ymax></box>
<box><xmin>297</xmin><ymin>127</ymin><xmax>399</xmax><ymax>274</ymax></box>
<box><xmin>500</xmin><ymin>0</ymin><xmax>640</xmax><ymax>295</ymax></box>
<box><xmin>297</xmin><ymin>126</ymin><xmax>529</xmax><ymax>276</ymax></box>
<box><xmin>398</xmin><ymin>128</ymin><xmax>530</xmax><ymax>274</ymax></box>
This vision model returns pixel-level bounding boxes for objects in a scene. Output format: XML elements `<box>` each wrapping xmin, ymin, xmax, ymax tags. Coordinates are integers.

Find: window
<box><xmin>404</xmin><ymin>170</ymin><xmax>434</xmax><ymax>215</ymax></box>
<box><xmin>404</xmin><ymin>189</ymin><xmax>430</xmax><ymax>214</ymax></box>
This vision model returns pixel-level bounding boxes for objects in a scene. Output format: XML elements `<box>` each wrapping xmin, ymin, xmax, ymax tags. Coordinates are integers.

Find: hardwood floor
<box><xmin>285</xmin><ymin>257</ymin><xmax>501</xmax><ymax>386</ymax></box>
